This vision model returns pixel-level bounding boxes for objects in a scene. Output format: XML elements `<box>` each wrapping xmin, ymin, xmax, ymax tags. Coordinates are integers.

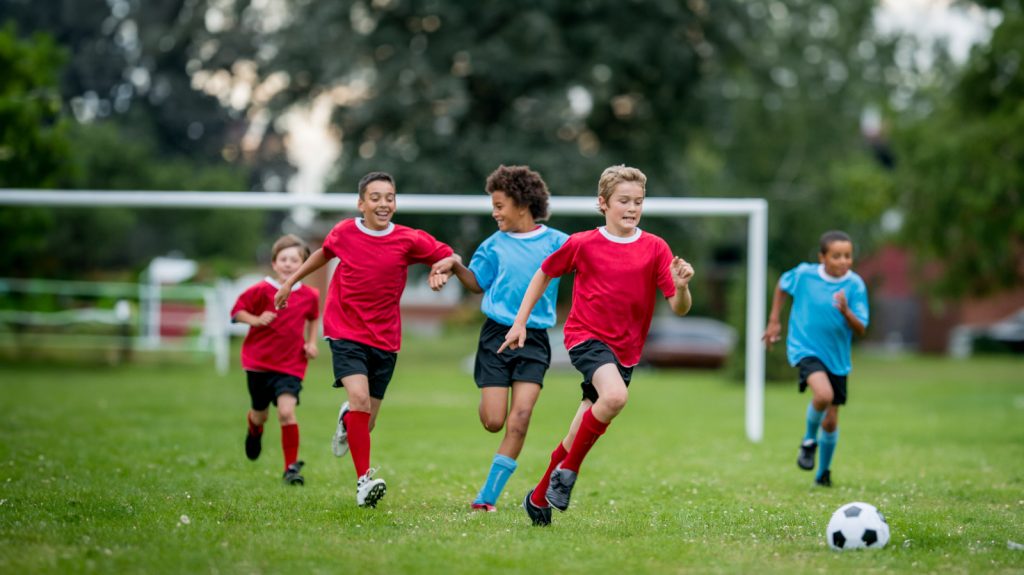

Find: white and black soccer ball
<box><xmin>826</xmin><ymin>501</ymin><xmax>890</xmax><ymax>551</ymax></box>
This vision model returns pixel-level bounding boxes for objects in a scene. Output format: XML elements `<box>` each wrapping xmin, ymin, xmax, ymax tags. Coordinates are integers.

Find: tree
<box><xmin>893</xmin><ymin>0</ymin><xmax>1023</xmax><ymax>296</ymax></box>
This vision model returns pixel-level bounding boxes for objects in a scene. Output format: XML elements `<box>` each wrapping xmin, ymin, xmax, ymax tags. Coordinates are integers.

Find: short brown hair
<box><xmin>358</xmin><ymin>171</ymin><xmax>396</xmax><ymax>198</ymax></box>
<box><xmin>597</xmin><ymin>165</ymin><xmax>647</xmax><ymax>212</ymax></box>
<box><xmin>271</xmin><ymin>234</ymin><xmax>310</xmax><ymax>262</ymax></box>
<box><xmin>819</xmin><ymin>230</ymin><xmax>852</xmax><ymax>254</ymax></box>
<box><xmin>485</xmin><ymin>165</ymin><xmax>551</xmax><ymax>221</ymax></box>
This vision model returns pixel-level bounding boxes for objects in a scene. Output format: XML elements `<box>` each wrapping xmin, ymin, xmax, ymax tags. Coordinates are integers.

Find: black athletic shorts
<box><xmin>246</xmin><ymin>370</ymin><xmax>302</xmax><ymax>411</ymax></box>
<box><xmin>328</xmin><ymin>338</ymin><xmax>398</xmax><ymax>400</ymax></box>
<box><xmin>476</xmin><ymin>317</ymin><xmax>550</xmax><ymax>388</ymax></box>
<box><xmin>797</xmin><ymin>356</ymin><xmax>848</xmax><ymax>405</ymax></box>
<box><xmin>568</xmin><ymin>339</ymin><xmax>634</xmax><ymax>403</ymax></box>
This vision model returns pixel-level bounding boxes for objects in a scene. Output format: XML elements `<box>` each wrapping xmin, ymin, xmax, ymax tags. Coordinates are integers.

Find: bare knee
<box><xmin>481</xmin><ymin>414</ymin><xmax>505</xmax><ymax>433</ymax></box>
<box><xmin>277</xmin><ymin>409</ymin><xmax>297</xmax><ymax>426</ymax></box>
<box><xmin>597</xmin><ymin>389</ymin><xmax>628</xmax><ymax>417</ymax></box>
<box><xmin>505</xmin><ymin>408</ymin><xmax>533</xmax><ymax>437</ymax></box>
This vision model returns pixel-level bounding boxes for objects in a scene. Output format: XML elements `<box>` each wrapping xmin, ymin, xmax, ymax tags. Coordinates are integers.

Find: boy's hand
<box><xmin>274</xmin><ymin>284</ymin><xmax>291</xmax><ymax>309</ymax></box>
<box><xmin>497</xmin><ymin>324</ymin><xmax>527</xmax><ymax>354</ymax></box>
<box><xmin>671</xmin><ymin>257</ymin><xmax>695</xmax><ymax>288</ymax></box>
<box><xmin>762</xmin><ymin>321</ymin><xmax>782</xmax><ymax>350</ymax></box>
<box><xmin>833</xmin><ymin>291</ymin><xmax>848</xmax><ymax>314</ymax></box>
<box><xmin>255</xmin><ymin>311</ymin><xmax>277</xmax><ymax>326</ymax></box>
<box><xmin>304</xmin><ymin>341</ymin><xmax>318</xmax><ymax>360</ymax></box>
<box><xmin>428</xmin><ymin>256</ymin><xmax>457</xmax><ymax>291</ymax></box>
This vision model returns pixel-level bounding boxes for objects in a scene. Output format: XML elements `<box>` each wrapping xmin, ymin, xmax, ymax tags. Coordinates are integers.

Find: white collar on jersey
<box><xmin>598</xmin><ymin>226</ymin><xmax>643</xmax><ymax>244</ymax></box>
<box><xmin>263</xmin><ymin>276</ymin><xmax>303</xmax><ymax>290</ymax></box>
<box><xmin>816</xmin><ymin>264</ymin><xmax>850</xmax><ymax>283</ymax></box>
<box><xmin>507</xmin><ymin>225</ymin><xmax>548</xmax><ymax>240</ymax></box>
<box><xmin>356</xmin><ymin>218</ymin><xmax>395</xmax><ymax>237</ymax></box>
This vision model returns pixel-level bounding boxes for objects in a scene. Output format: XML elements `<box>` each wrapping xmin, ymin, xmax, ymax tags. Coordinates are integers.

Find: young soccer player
<box><xmin>499</xmin><ymin>165</ymin><xmax>695</xmax><ymax>526</ymax></box>
<box><xmin>274</xmin><ymin>171</ymin><xmax>454</xmax><ymax>507</ymax></box>
<box><xmin>231</xmin><ymin>234</ymin><xmax>320</xmax><ymax>486</ymax></box>
<box><xmin>429</xmin><ymin>165</ymin><xmax>568</xmax><ymax>512</ymax></box>
<box><xmin>762</xmin><ymin>230</ymin><xmax>869</xmax><ymax>487</ymax></box>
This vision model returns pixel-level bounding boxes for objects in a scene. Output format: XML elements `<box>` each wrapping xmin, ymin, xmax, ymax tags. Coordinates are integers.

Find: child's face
<box><xmin>819</xmin><ymin>240</ymin><xmax>854</xmax><ymax>278</ymax></box>
<box><xmin>490</xmin><ymin>190</ymin><xmax>532</xmax><ymax>233</ymax></box>
<box><xmin>272</xmin><ymin>246</ymin><xmax>305</xmax><ymax>282</ymax></box>
<box><xmin>357</xmin><ymin>180</ymin><xmax>397</xmax><ymax>231</ymax></box>
<box><xmin>599</xmin><ymin>181</ymin><xmax>644</xmax><ymax>237</ymax></box>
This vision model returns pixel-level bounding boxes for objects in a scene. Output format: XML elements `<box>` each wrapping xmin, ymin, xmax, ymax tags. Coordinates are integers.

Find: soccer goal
<box><xmin>0</xmin><ymin>189</ymin><xmax>768</xmax><ymax>441</ymax></box>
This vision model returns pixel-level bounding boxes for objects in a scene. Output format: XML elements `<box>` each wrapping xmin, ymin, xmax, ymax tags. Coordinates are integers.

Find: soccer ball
<box><xmin>826</xmin><ymin>501</ymin><xmax>890</xmax><ymax>550</ymax></box>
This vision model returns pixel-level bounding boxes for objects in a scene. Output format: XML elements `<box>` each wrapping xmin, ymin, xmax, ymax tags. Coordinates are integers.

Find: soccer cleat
<box><xmin>356</xmin><ymin>467</ymin><xmax>386</xmax><ymax>507</ymax></box>
<box><xmin>815</xmin><ymin>470</ymin><xmax>832</xmax><ymax>487</ymax></box>
<box><xmin>245</xmin><ymin>430</ymin><xmax>262</xmax><ymax>461</ymax></box>
<box><xmin>522</xmin><ymin>489</ymin><xmax>551</xmax><ymax>526</ymax></box>
<box><xmin>332</xmin><ymin>401</ymin><xmax>351</xmax><ymax>457</ymax></box>
<box><xmin>471</xmin><ymin>502</ymin><xmax>497</xmax><ymax>512</ymax></box>
<box><xmin>282</xmin><ymin>461</ymin><xmax>305</xmax><ymax>485</ymax></box>
<box><xmin>545</xmin><ymin>466</ymin><xmax>577</xmax><ymax>512</ymax></box>
<box><xmin>797</xmin><ymin>439</ymin><xmax>817</xmax><ymax>471</ymax></box>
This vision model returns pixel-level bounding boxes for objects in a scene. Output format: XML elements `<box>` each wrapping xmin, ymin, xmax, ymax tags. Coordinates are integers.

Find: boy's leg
<box><xmin>529</xmin><ymin>401</ymin><xmax>584</xmax><ymax>508</ymax></box>
<box><xmin>479</xmin><ymin>387</ymin><xmax>510</xmax><ymax>433</ymax></box>
<box><xmin>798</xmin><ymin>371</ymin><xmax>833</xmax><ymax>470</ymax></box>
<box><xmin>246</xmin><ymin>409</ymin><xmax>268</xmax><ymax>461</ymax></box>
<box><xmin>474</xmin><ymin>382</ymin><xmax>540</xmax><ymax>509</ymax></box>
<box><xmin>816</xmin><ymin>406</ymin><xmax>840</xmax><ymax>486</ymax></box>
<box><xmin>340</xmin><ymin>375</ymin><xmax>374</xmax><ymax>478</ymax></box>
<box><xmin>277</xmin><ymin>393</ymin><xmax>299</xmax><ymax>470</ymax></box>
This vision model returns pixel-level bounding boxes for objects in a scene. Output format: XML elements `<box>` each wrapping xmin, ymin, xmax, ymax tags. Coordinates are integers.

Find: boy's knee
<box><xmin>599</xmin><ymin>390</ymin><xmax>629</xmax><ymax>414</ymax></box>
<box><xmin>480</xmin><ymin>414</ymin><xmax>505</xmax><ymax>433</ymax></box>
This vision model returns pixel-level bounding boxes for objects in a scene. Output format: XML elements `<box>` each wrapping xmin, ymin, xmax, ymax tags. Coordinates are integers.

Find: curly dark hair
<box><xmin>484</xmin><ymin>165</ymin><xmax>551</xmax><ymax>221</ymax></box>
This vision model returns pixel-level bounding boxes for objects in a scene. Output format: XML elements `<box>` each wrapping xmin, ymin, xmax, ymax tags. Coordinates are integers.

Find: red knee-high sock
<box><xmin>247</xmin><ymin>411</ymin><xmax>263</xmax><ymax>436</ymax></box>
<box><xmin>281</xmin><ymin>423</ymin><xmax>299</xmax><ymax>469</ymax></box>
<box><xmin>560</xmin><ymin>407</ymin><xmax>610</xmax><ymax>473</ymax></box>
<box><xmin>530</xmin><ymin>442</ymin><xmax>568</xmax><ymax>507</ymax></box>
<box><xmin>345</xmin><ymin>410</ymin><xmax>372</xmax><ymax>478</ymax></box>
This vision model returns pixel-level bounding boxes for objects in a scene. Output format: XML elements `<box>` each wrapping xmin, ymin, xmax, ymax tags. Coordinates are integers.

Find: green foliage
<box><xmin>893</xmin><ymin>4</ymin><xmax>1024</xmax><ymax>296</ymax></box>
<box><xmin>1</xmin><ymin>330</ymin><xmax>1022</xmax><ymax>573</ymax></box>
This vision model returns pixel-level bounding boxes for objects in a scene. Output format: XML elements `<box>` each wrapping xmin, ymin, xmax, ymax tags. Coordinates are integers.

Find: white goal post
<box><xmin>0</xmin><ymin>189</ymin><xmax>768</xmax><ymax>441</ymax></box>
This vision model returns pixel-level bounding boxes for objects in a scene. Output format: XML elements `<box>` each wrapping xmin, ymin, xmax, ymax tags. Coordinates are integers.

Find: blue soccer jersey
<box><xmin>468</xmin><ymin>225</ymin><xmax>568</xmax><ymax>328</ymax></box>
<box><xmin>780</xmin><ymin>263</ymin><xmax>869</xmax><ymax>375</ymax></box>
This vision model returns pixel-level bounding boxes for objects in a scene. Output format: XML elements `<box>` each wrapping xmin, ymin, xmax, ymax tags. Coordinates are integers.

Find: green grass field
<box><xmin>2</xmin><ymin>329</ymin><xmax>1022</xmax><ymax>574</ymax></box>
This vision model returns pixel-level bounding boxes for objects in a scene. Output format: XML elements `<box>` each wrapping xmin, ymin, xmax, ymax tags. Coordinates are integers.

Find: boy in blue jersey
<box><xmin>762</xmin><ymin>230</ymin><xmax>869</xmax><ymax>487</ymax></box>
<box><xmin>430</xmin><ymin>165</ymin><xmax>568</xmax><ymax>511</ymax></box>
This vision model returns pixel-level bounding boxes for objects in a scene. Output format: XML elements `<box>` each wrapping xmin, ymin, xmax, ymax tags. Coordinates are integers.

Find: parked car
<box><xmin>641</xmin><ymin>316</ymin><xmax>737</xmax><ymax>368</ymax></box>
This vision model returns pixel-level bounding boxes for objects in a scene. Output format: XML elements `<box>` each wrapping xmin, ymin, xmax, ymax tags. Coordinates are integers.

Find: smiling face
<box><xmin>490</xmin><ymin>190</ymin><xmax>534</xmax><ymax>233</ymax></box>
<box><xmin>271</xmin><ymin>246</ymin><xmax>305</xmax><ymax>283</ymax></box>
<box><xmin>599</xmin><ymin>181</ymin><xmax>645</xmax><ymax>237</ymax></box>
<box><xmin>357</xmin><ymin>180</ymin><xmax>397</xmax><ymax>231</ymax></box>
<box><xmin>819</xmin><ymin>240</ymin><xmax>854</xmax><ymax>278</ymax></box>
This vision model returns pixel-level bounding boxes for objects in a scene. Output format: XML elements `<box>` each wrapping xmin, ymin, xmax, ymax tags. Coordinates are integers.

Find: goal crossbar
<box><xmin>0</xmin><ymin>189</ymin><xmax>767</xmax><ymax>441</ymax></box>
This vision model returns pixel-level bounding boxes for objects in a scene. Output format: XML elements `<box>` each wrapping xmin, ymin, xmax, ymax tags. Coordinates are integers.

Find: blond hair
<box><xmin>271</xmin><ymin>234</ymin><xmax>310</xmax><ymax>262</ymax></box>
<box><xmin>597</xmin><ymin>165</ymin><xmax>647</xmax><ymax>213</ymax></box>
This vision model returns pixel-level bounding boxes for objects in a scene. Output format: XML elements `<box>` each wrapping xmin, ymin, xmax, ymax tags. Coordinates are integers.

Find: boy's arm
<box><xmin>497</xmin><ymin>268</ymin><xmax>552</xmax><ymax>353</ymax></box>
<box><xmin>833</xmin><ymin>292</ymin><xmax>867</xmax><ymax>337</ymax></box>
<box><xmin>429</xmin><ymin>254</ymin><xmax>482</xmax><ymax>293</ymax></box>
<box><xmin>233</xmin><ymin>309</ymin><xmax>276</xmax><ymax>327</ymax></box>
<box><xmin>762</xmin><ymin>281</ymin><xmax>788</xmax><ymax>350</ymax></box>
<box><xmin>304</xmin><ymin>317</ymin><xmax>319</xmax><ymax>359</ymax></box>
<box><xmin>275</xmin><ymin>248</ymin><xmax>329</xmax><ymax>309</ymax></box>
<box><xmin>667</xmin><ymin>256</ymin><xmax>694</xmax><ymax>316</ymax></box>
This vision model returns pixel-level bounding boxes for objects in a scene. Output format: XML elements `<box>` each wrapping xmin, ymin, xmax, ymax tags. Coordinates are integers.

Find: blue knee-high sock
<box><xmin>474</xmin><ymin>454</ymin><xmax>517</xmax><ymax>505</ymax></box>
<box><xmin>805</xmin><ymin>402</ymin><xmax>825</xmax><ymax>442</ymax></box>
<box><xmin>817</xmin><ymin>428</ymin><xmax>838</xmax><ymax>479</ymax></box>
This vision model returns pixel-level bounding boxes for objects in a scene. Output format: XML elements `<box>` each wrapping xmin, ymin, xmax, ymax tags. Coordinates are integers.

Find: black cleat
<box><xmin>523</xmin><ymin>489</ymin><xmax>551</xmax><ymax>526</ymax></box>
<box><xmin>283</xmin><ymin>461</ymin><xmax>305</xmax><ymax>485</ymax></box>
<box><xmin>815</xmin><ymin>470</ymin><xmax>832</xmax><ymax>487</ymax></box>
<box><xmin>545</xmin><ymin>466</ymin><xmax>577</xmax><ymax>512</ymax></box>
<box><xmin>245</xmin><ymin>431</ymin><xmax>262</xmax><ymax>461</ymax></box>
<box><xmin>797</xmin><ymin>439</ymin><xmax>817</xmax><ymax>471</ymax></box>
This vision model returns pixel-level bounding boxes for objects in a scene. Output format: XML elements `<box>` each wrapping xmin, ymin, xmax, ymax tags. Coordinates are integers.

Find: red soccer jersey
<box><xmin>321</xmin><ymin>218</ymin><xmax>453</xmax><ymax>352</ymax></box>
<box><xmin>541</xmin><ymin>227</ymin><xmax>676</xmax><ymax>367</ymax></box>
<box><xmin>231</xmin><ymin>278</ymin><xmax>320</xmax><ymax>378</ymax></box>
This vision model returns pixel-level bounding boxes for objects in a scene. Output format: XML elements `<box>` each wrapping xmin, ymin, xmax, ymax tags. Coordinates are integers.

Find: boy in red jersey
<box><xmin>274</xmin><ymin>171</ymin><xmax>454</xmax><ymax>507</ymax></box>
<box><xmin>231</xmin><ymin>234</ymin><xmax>320</xmax><ymax>485</ymax></box>
<box><xmin>499</xmin><ymin>165</ymin><xmax>695</xmax><ymax>526</ymax></box>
